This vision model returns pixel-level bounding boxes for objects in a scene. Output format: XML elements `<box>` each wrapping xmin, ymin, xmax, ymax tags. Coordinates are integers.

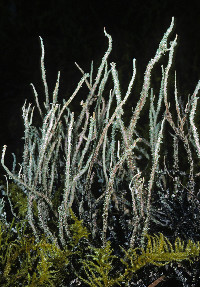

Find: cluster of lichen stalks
<box><xmin>1</xmin><ymin>17</ymin><xmax>200</xmax><ymax>286</ymax></box>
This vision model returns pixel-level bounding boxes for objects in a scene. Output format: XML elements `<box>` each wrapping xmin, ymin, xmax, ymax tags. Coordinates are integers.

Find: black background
<box><xmin>1</xmin><ymin>0</ymin><xmax>200</xmax><ymax>178</ymax></box>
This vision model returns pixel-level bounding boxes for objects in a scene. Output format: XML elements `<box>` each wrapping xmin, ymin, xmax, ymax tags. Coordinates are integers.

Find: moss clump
<box><xmin>1</xmin><ymin>205</ymin><xmax>200</xmax><ymax>286</ymax></box>
<box><xmin>0</xmin><ymin>218</ymin><xmax>72</xmax><ymax>286</ymax></box>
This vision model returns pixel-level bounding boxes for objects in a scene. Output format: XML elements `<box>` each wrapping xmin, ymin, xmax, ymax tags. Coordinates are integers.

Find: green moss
<box><xmin>120</xmin><ymin>233</ymin><xmax>200</xmax><ymax>283</ymax></box>
<box><xmin>0</xmin><ymin>219</ymin><xmax>72</xmax><ymax>286</ymax></box>
<box><xmin>79</xmin><ymin>240</ymin><xmax>123</xmax><ymax>287</ymax></box>
<box><xmin>1</xmin><ymin>183</ymin><xmax>200</xmax><ymax>286</ymax></box>
<box><xmin>4</xmin><ymin>182</ymin><xmax>38</xmax><ymax>220</ymax></box>
<box><xmin>69</xmin><ymin>208</ymin><xmax>90</xmax><ymax>245</ymax></box>
<box><xmin>1</xmin><ymin>207</ymin><xmax>200</xmax><ymax>286</ymax></box>
<box><xmin>78</xmin><ymin>230</ymin><xmax>200</xmax><ymax>286</ymax></box>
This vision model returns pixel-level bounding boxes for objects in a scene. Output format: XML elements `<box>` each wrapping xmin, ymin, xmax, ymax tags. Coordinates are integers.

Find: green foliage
<box><xmin>6</xmin><ymin>182</ymin><xmax>38</xmax><ymax>220</ymax></box>
<box><xmin>79</xmin><ymin>241</ymin><xmax>122</xmax><ymax>287</ymax></box>
<box><xmin>120</xmin><ymin>232</ymin><xmax>200</xmax><ymax>283</ymax></box>
<box><xmin>8</xmin><ymin>183</ymin><xmax>28</xmax><ymax>218</ymax></box>
<box><xmin>78</xmin><ymin>232</ymin><xmax>200</xmax><ymax>286</ymax></box>
<box><xmin>69</xmin><ymin>208</ymin><xmax>91</xmax><ymax>245</ymax></box>
<box><xmin>1</xmin><ymin>202</ymin><xmax>200</xmax><ymax>285</ymax></box>
<box><xmin>0</xmin><ymin>219</ymin><xmax>72</xmax><ymax>286</ymax></box>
